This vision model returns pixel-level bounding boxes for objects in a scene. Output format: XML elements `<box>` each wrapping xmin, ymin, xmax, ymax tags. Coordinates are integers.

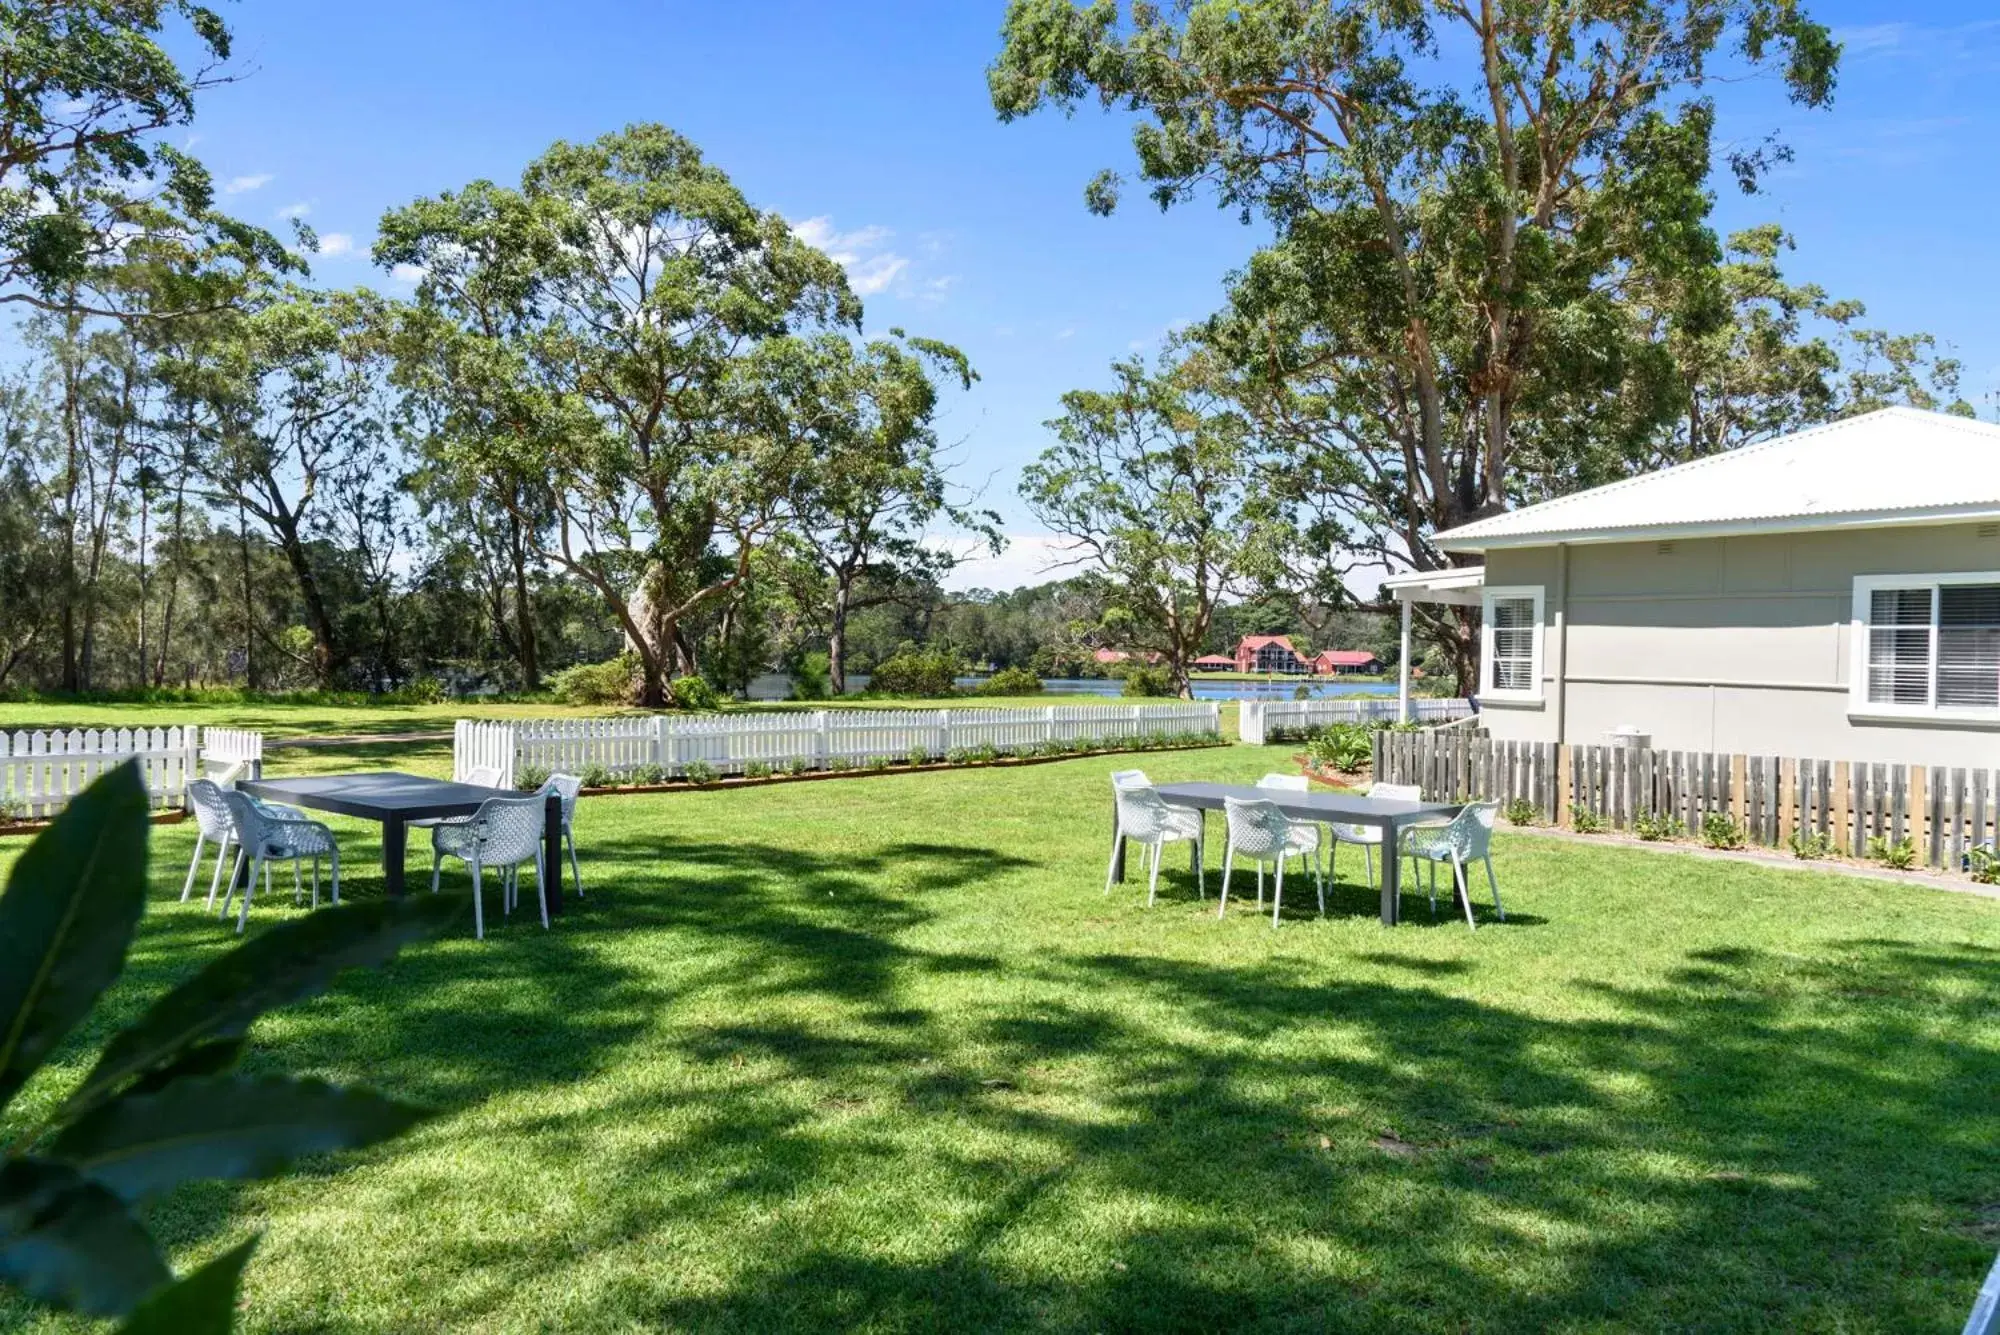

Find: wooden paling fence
<box><xmin>455</xmin><ymin>703</ymin><xmax>1224</xmax><ymax>788</ymax></box>
<box><xmin>1372</xmin><ymin>730</ymin><xmax>2000</xmax><ymax>872</ymax></box>
<box><xmin>0</xmin><ymin>725</ymin><xmax>265</xmax><ymax>817</ymax></box>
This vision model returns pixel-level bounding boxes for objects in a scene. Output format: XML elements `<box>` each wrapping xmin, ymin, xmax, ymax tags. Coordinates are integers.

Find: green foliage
<box><xmin>547</xmin><ymin>655</ymin><xmax>636</xmax><ymax>706</ymax></box>
<box><xmin>1789</xmin><ymin>828</ymin><xmax>1835</xmax><ymax>861</ymax></box>
<box><xmin>944</xmin><ymin>747</ymin><xmax>971</xmax><ymax>766</ymax></box>
<box><xmin>1302</xmin><ymin>723</ymin><xmax>1372</xmax><ymax>773</ymax></box>
<box><xmin>904</xmin><ymin>747</ymin><xmax>930</xmax><ymax>768</ymax></box>
<box><xmin>790</xmin><ymin>652</ymin><xmax>832</xmax><ymax>702</ymax></box>
<box><xmin>783</xmin><ymin>758</ymin><xmax>811</xmax><ymax>778</ymax></box>
<box><xmin>670</xmin><ymin>676</ymin><xmax>722</xmax><ymax>712</ymax></box>
<box><xmin>970</xmin><ymin>744</ymin><xmax>1001</xmax><ymax>764</ymax></box>
<box><xmin>1633</xmin><ymin>810</ymin><xmax>1684</xmax><ymax>843</ymax></box>
<box><xmin>1570</xmin><ymin>806</ymin><xmax>1606</xmax><ymax>835</ymax></box>
<box><xmin>744</xmin><ymin>761</ymin><xmax>774</xmax><ymax>780</ymax></box>
<box><xmin>578</xmin><ymin>764</ymin><xmax>614</xmax><ymax>790</ymax></box>
<box><xmin>1967</xmin><ymin>846</ymin><xmax>2000</xmax><ymax>885</ymax></box>
<box><xmin>1866</xmin><ymin>835</ymin><xmax>1917</xmax><ymax>870</ymax></box>
<box><xmin>825</xmin><ymin>756</ymin><xmax>853</xmax><ymax>773</ymax></box>
<box><xmin>1702</xmin><ymin>813</ymin><xmax>1746</xmax><ymax>850</ymax></box>
<box><xmin>0</xmin><ymin>764</ymin><xmax>454</xmax><ymax>1328</ymax></box>
<box><xmin>384</xmin><ymin>676</ymin><xmax>447</xmax><ymax>706</ymax></box>
<box><xmin>629</xmin><ymin>763</ymin><xmax>666</xmax><ymax>787</ymax></box>
<box><xmin>977</xmin><ymin>665</ymin><xmax>1043</xmax><ymax>696</ymax></box>
<box><xmin>867</xmin><ymin>647</ymin><xmax>964</xmax><ymax>698</ymax></box>
<box><xmin>1503</xmin><ymin>798</ymin><xmax>1540</xmax><ymax>828</ymax></box>
<box><xmin>1120</xmin><ymin>666</ymin><xmax>1172</xmax><ymax>698</ymax></box>
<box><xmin>866</xmin><ymin>755</ymin><xmax>892</xmax><ymax>773</ymax></box>
<box><xmin>681</xmin><ymin>760</ymin><xmax>718</xmax><ymax>787</ymax></box>
<box><xmin>515</xmin><ymin>765</ymin><xmax>551</xmax><ymax>794</ymax></box>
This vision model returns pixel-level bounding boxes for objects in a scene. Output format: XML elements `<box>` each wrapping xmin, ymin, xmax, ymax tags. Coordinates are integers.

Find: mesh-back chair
<box><xmin>1221</xmin><ymin>796</ymin><xmax>1322</xmax><ymax>927</ymax></box>
<box><xmin>412</xmin><ymin>764</ymin><xmax>504</xmax><ymax>833</ymax></box>
<box><xmin>544</xmin><ymin>773</ymin><xmax>585</xmax><ymax>896</ymax></box>
<box><xmin>1256</xmin><ymin>772</ymin><xmax>1324</xmax><ymax>867</ymax></box>
<box><xmin>183</xmin><ymin>780</ymin><xmax>238</xmax><ymax>908</ymax></box>
<box><xmin>1106</xmin><ymin>782</ymin><xmax>1204</xmax><ymax>905</ymax></box>
<box><xmin>430</xmin><ymin>794</ymin><xmax>551</xmax><ymax>940</ymax></box>
<box><xmin>217</xmin><ymin>791</ymin><xmax>341</xmax><ymax>933</ymax></box>
<box><xmin>1403</xmin><ymin>800</ymin><xmax>1505</xmax><ymax>929</ymax></box>
<box><xmin>1328</xmin><ymin>782</ymin><xmax>1423</xmax><ymax>890</ymax></box>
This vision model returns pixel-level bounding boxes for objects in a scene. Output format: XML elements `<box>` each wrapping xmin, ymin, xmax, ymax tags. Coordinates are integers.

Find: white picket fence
<box><xmin>0</xmin><ymin>725</ymin><xmax>266</xmax><ymax>817</ymax></box>
<box><xmin>1240</xmin><ymin>697</ymin><xmax>1474</xmax><ymax>744</ymax></box>
<box><xmin>455</xmin><ymin>703</ymin><xmax>1224</xmax><ymax>788</ymax></box>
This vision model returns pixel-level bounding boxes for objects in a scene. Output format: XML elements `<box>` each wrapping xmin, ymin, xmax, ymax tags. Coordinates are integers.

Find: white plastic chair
<box><xmin>1403</xmin><ymin>800</ymin><xmax>1505</xmax><ymax>929</ymax></box>
<box><xmin>183</xmin><ymin>779</ymin><xmax>309</xmax><ymax>910</ymax></box>
<box><xmin>543</xmin><ymin>773</ymin><xmax>584</xmax><ymax>897</ymax></box>
<box><xmin>1328</xmin><ymin>782</ymin><xmax>1422</xmax><ymax>890</ymax></box>
<box><xmin>1221</xmin><ymin>796</ymin><xmax>1322</xmax><ymax>927</ymax></box>
<box><xmin>411</xmin><ymin>765</ymin><xmax>504</xmax><ymax>833</ymax></box>
<box><xmin>1257</xmin><ymin>772</ymin><xmax>1324</xmax><ymax>867</ymax></box>
<box><xmin>430</xmin><ymin>794</ymin><xmax>551</xmax><ymax>940</ymax></box>
<box><xmin>217</xmin><ymin>791</ymin><xmax>341</xmax><ymax>933</ymax></box>
<box><xmin>1106</xmin><ymin>781</ymin><xmax>1204</xmax><ymax>905</ymax></box>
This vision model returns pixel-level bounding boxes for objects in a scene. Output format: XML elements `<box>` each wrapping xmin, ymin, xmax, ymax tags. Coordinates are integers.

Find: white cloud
<box><xmin>316</xmin><ymin>232</ymin><xmax>355</xmax><ymax>258</ymax></box>
<box><xmin>788</xmin><ymin>214</ymin><xmax>945</xmax><ymax>302</ymax></box>
<box><xmin>389</xmin><ymin>262</ymin><xmax>425</xmax><ymax>284</ymax></box>
<box><xmin>222</xmin><ymin>173</ymin><xmax>273</xmax><ymax>195</ymax></box>
<box><xmin>935</xmin><ymin>533</ymin><xmax>1088</xmax><ymax>593</ymax></box>
<box><xmin>276</xmin><ymin>201</ymin><xmax>310</xmax><ymax>221</ymax></box>
<box><xmin>1055</xmin><ymin>325</ymin><xmax>1077</xmax><ymax>341</ymax></box>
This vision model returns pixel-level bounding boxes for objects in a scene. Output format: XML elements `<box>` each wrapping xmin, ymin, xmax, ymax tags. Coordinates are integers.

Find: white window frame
<box><xmin>1849</xmin><ymin>571</ymin><xmax>2000</xmax><ymax>724</ymax></box>
<box><xmin>1480</xmin><ymin>585</ymin><xmax>1546</xmax><ymax>704</ymax></box>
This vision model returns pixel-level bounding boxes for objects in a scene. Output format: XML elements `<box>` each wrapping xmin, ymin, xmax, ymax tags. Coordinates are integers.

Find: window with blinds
<box><xmin>1489</xmin><ymin>597</ymin><xmax>1536</xmax><ymax>691</ymax></box>
<box><xmin>1860</xmin><ymin>578</ymin><xmax>2000</xmax><ymax>712</ymax></box>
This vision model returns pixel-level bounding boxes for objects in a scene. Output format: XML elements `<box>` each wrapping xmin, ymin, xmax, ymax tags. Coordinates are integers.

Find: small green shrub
<box><xmin>745</xmin><ymin>760</ymin><xmax>774</xmax><ymax>780</ymax></box>
<box><xmin>670</xmin><ymin>675</ymin><xmax>723</xmax><ymax>711</ymax></box>
<box><xmin>866</xmin><ymin>755</ymin><xmax>892</xmax><ymax>772</ymax></box>
<box><xmin>681</xmin><ymin>759</ymin><xmax>718</xmax><ymax>786</ymax></box>
<box><xmin>1633</xmin><ymin>809</ymin><xmax>1683</xmax><ymax>842</ymax></box>
<box><xmin>978</xmin><ymin>665</ymin><xmax>1043</xmax><ymax>696</ymax></box>
<box><xmin>1788</xmin><ymin>828</ymin><xmax>1835</xmax><ymax>860</ymax></box>
<box><xmin>547</xmin><ymin>654</ymin><xmax>636</xmax><ymax>705</ymax></box>
<box><xmin>1570</xmin><ymin>805</ymin><xmax>1606</xmax><ymax>834</ymax></box>
<box><xmin>1067</xmin><ymin>736</ymin><xmax>1095</xmax><ymax>754</ymax></box>
<box><xmin>970</xmin><ymin>743</ymin><xmax>1001</xmax><ymax>764</ymax></box>
<box><xmin>905</xmin><ymin>746</ymin><xmax>930</xmax><ymax>767</ymax></box>
<box><xmin>790</xmin><ymin>651</ymin><xmax>832</xmax><ymax>701</ymax></box>
<box><xmin>1967</xmin><ymin>845</ymin><xmax>2000</xmax><ymax>884</ymax></box>
<box><xmin>629</xmin><ymin>762</ymin><xmax>666</xmax><ymax>786</ymax></box>
<box><xmin>386</xmin><ymin>674</ymin><xmax>447</xmax><ymax>705</ymax></box>
<box><xmin>826</xmin><ymin>755</ymin><xmax>853</xmax><ymax>772</ymax></box>
<box><xmin>1503</xmin><ymin>797</ymin><xmax>1539</xmax><ymax>827</ymax></box>
<box><xmin>1304</xmin><ymin>723</ymin><xmax>1373</xmax><ymax>773</ymax></box>
<box><xmin>783</xmin><ymin>757</ymin><xmax>811</xmax><ymax>777</ymax></box>
<box><xmin>868</xmin><ymin>646</ymin><xmax>963</xmax><ymax>698</ymax></box>
<box><xmin>1701</xmin><ymin>813</ymin><xmax>1745</xmax><ymax>849</ymax></box>
<box><xmin>1120</xmin><ymin>666</ymin><xmax>1172</xmax><ymax>698</ymax></box>
<box><xmin>579</xmin><ymin>763</ymin><xmax>615</xmax><ymax>790</ymax></box>
<box><xmin>516</xmin><ymin>764</ymin><xmax>551</xmax><ymax>793</ymax></box>
<box><xmin>1866</xmin><ymin>835</ymin><xmax>1917</xmax><ymax>869</ymax></box>
<box><xmin>944</xmin><ymin>747</ymin><xmax>972</xmax><ymax>766</ymax></box>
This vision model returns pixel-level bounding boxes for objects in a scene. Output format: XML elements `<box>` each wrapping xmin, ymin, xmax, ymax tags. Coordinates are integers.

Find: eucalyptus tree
<box><xmin>1021</xmin><ymin>352</ymin><xmax>1295</xmax><ymax>697</ymax></box>
<box><xmin>991</xmin><ymin>0</ymin><xmax>1839</xmax><ymax>686</ymax></box>
<box><xmin>788</xmin><ymin>331</ymin><xmax>995</xmax><ymax>694</ymax></box>
<box><xmin>378</xmin><ymin>123</ymin><xmax>865</xmax><ymax>707</ymax></box>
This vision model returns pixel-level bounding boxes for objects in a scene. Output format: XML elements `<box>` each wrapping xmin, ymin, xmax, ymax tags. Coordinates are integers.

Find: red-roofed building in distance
<box><xmin>1310</xmin><ymin>649</ymin><xmax>1382</xmax><ymax>676</ymax></box>
<box><xmin>1233</xmin><ymin>635</ymin><xmax>1310</xmax><ymax>674</ymax></box>
<box><xmin>1190</xmin><ymin>654</ymin><xmax>1237</xmax><ymax>672</ymax></box>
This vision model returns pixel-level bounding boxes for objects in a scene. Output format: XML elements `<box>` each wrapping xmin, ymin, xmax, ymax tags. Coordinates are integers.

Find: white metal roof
<box><xmin>1380</xmin><ymin>567</ymin><xmax>1486</xmax><ymax>603</ymax></box>
<box><xmin>1434</xmin><ymin>408</ymin><xmax>2000</xmax><ymax>551</ymax></box>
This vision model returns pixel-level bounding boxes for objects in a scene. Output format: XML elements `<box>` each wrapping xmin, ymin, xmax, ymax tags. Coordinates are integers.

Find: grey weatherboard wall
<box><xmin>1475</xmin><ymin>522</ymin><xmax>2000</xmax><ymax>768</ymax></box>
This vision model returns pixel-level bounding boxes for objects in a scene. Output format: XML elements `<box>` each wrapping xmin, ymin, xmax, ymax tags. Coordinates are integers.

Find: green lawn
<box><xmin>4</xmin><ymin>742</ymin><xmax>1997</xmax><ymax>1332</ymax></box>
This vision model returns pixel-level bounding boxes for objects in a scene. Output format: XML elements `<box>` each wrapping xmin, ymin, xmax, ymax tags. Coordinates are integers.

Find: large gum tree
<box><xmin>991</xmin><ymin>0</ymin><xmax>1838</xmax><ymax>688</ymax></box>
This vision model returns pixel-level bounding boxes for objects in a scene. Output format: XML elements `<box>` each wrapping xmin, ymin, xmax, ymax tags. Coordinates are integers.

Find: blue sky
<box><xmin>170</xmin><ymin>2</ymin><xmax>2000</xmax><ymax>590</ymax></box>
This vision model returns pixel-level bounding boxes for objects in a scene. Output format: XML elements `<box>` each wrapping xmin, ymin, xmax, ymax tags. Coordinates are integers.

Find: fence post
<box><xmin>1242</xmin><ymin>702</ymin><xmax>1263</xmax><ymax>745</ymax></box>
<box><xmin>814</xmin><ymin>711</ymin><xmax>830</xmax><ymax>768</ymax></box>
<box><xmin>1209</xmin><ymin>702</ymin><xmax>1221</xmax><ymax>740</ymax></box>
<box><xmin>936</xmin><ymin>709</ymin><xmax>950</xmax><ymax>758</ymax></box>
<box><xmin>1044</xmin><ymin>705</ymin><xmax>1057</xmax><ymax>748</ymax></box>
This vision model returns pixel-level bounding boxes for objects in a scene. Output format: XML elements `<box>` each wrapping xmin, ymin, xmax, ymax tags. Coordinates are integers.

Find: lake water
<box><xmin>743</xmin><ymin>672</ymin><xmax>1395</xmax><ymax>702</ymax></box>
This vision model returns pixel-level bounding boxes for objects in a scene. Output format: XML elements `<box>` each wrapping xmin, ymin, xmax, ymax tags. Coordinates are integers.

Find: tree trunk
<box><xmin>239</xmin><ymin>504</ymin><xmax>256</xmax><ymax>691</ymax></box>
<box><xmin>827</xmin><ymin>571</ymin><xmax>853</xmax><ymax>696</ymax></box>
<box><xmin>269</xmin><ymin>503</ymin><xmax>341</xmax><ymax>687</ymax></box>
<box><xmin>510</xmin><ymin>509</ymin><xmax>539</xmax><ymax>691</ymax></box>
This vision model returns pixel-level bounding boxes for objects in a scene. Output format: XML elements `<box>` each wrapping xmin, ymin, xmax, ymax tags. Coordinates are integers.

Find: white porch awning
<box><xmin>1379</xmin><ymin>567</ymin><xmax>1485</xmax><ymax>722</ymax></box>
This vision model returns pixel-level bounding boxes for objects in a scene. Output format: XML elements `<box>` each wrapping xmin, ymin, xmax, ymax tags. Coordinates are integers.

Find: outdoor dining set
<box><xmin>178</xmin><ymin>768</ymin><xmax>586</xmax><ymax>940</ymax></box>
<box><xmin>1106</xmin><ymin>772</ymin><xmax>1504</xmax><ymax>929</ymax></box>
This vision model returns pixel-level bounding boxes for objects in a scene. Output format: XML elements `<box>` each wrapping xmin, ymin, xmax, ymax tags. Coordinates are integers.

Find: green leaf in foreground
<box><xmin>0</xmin><ymin>1157</ymin><xmax>168</xmax><ymax>1316</ymax></box>
<box><xmin>117</xmin><ymin>1236</ymin><xmax>257</xmax><ymax>1334</ymax></box>
<box><xmin>0</xmin><ymin>763</ymin><xmax>149</xmax><ymax>1113</ymax></box>
<box><xmin>52</xmin><ymin>1076</ymin><xmax>428</xmax><ymax>1203</ymax></box>
<box><xmin>70</xmin><ymin>895</ymin><xmax>463</xmax><ymax>1116</ymax></box>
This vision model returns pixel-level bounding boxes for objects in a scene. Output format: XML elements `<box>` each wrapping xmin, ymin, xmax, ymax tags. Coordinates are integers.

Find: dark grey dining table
<box><xmin>239</xmin><ymin>772</ymin><xmax>564</xmax><ymax>915</ymax></box>
<box><xmin>1110</xmin><ymin>782</ymin><xmax>1461</xmax><ymax>925</ymax></box>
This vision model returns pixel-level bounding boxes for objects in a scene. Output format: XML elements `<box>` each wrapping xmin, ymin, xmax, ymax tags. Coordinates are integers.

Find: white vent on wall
<box><xmin>1656</xmin><ymin>541</ymin><xmax>1677</xmax><ymax>555</ymax></box>
<box><xmin>1977</xmin><ymin>522</ymin><xmax>2000</xmax><ymax>539</ymax></box>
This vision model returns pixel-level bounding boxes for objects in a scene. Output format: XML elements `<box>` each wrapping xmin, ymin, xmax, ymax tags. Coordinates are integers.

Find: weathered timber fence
<box><xmin>1240</xmin><ymin>696</ymin><xmax>1473</xmax><ymax>744</ymax></box>
<box><xmin>455</xmin><ymin>703</ymin><xmax>1224</xmax><ymax>788</ymax></box>
<box><xmin>0</xmin><ymin>725</ymin><xmax>264</xmax><ymax>817</ymax></box>
<box><xmin>1372</xmin><ymin>729</ymin><xmax>2000</xmax><ymax>871</ymax></box>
